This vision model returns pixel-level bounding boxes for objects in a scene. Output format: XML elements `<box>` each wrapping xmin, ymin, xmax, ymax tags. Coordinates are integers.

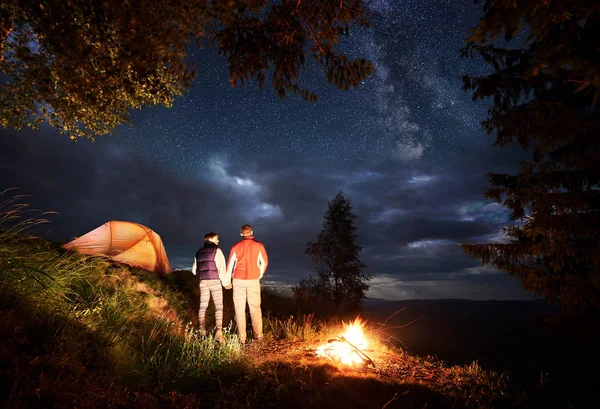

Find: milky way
<box><xmin>118</xmin><ymin>1</ymin><xmax>492</xmax><ymax>171</ymax></box>
<box><xmin>0</xmin><ymin>0</ymin><xmax>534</xmax><ymax>300</ymax></box>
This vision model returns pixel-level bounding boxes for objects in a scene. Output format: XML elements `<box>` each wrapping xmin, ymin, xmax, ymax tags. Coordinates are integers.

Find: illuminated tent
<box><xmin>64</xmin><ymin>221</ymin><xmax>172</xmax><ymax>274</ymax></box>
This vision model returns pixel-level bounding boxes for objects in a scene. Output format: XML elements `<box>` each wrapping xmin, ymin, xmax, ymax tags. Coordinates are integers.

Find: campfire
<box><xmin>316</xmin><ymin>317</ymin><xmax>375</xmax><ymax>367</ymax></box>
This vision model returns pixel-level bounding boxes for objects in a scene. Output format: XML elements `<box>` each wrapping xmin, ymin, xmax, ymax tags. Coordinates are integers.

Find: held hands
<box><xmin>224</xmin><ymin>284</ymin><xmax>232</xmax><ymax>290</ymax></box>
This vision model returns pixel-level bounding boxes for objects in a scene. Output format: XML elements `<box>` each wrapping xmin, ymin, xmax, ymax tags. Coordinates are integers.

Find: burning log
<box><xmin>315</xmin><ymin>317</ymin><xmax>375</xmax><ymax>367</ymax></box>
<box><xmin>338</xmin><ymin>335</ymin><xmax>375</xmax><ymax>367</ymax></box>
<box><xmin>319</xmin><ymin>335</ymin><xmax>376</xmax><ymax>367</ymax></box>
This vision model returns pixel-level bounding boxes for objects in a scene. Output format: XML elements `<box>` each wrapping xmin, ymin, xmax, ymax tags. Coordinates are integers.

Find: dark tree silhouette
<box><xmin>296</xmin><ymin>192</ymin><xmax>370</xmax><ymax>311</ymax></box>
<box><xmin>461</xmin><ymin>0</ymin><xmax>600</xmax><ymax>312</ymax></box>
<box><xmin>0</xmin><ymin>0</ymin><xmax>374</xmax><ymax>139</ymax></box>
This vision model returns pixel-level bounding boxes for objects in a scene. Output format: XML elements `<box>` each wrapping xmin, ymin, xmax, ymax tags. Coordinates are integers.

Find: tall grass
<box><xmin>140</xmin><ymin>321</ymin><xmax>244</xmax><ymax>390</ymax></box>
<box><xmin>0</xmin><ymin>191</ymin><xmax>246</xmax><ymax>401</ymax></box>
<box><xmin>264</xmin><ymin>312</ymin><xmax>325</xmax><ymax>341</ymax></box>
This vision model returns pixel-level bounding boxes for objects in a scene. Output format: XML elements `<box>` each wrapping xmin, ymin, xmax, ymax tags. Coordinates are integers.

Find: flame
<box><xmin>316</xmin><ymin>317</ymin><xmax>369</xmax><ymax>366</ymax></box>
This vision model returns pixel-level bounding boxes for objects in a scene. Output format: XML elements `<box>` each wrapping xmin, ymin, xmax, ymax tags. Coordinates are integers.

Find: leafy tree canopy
<box><xmin>295</xmin><ymin>191</ymin><xmax>370</xmax><ymax>312</ymax></box>
<box><xmin>462</xmin><ymin>0</ymin><xmax>600</xmax><ymax>312</ymax></box>
<box><xmin>0</xmin><ymin>0</ymin><xmax>374</xmax><ymax>139</ymax></box>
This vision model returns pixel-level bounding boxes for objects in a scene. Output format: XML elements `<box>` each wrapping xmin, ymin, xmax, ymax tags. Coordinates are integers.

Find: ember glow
<box><xmin>316</xmin><ymin>317</ymin><xmax>371</xmax><ymax>366</ymax></box>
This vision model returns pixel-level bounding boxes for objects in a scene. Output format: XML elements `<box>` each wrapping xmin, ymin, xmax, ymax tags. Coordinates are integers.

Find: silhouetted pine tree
<box><xmin>461</xmin><ymin>0</ymin><xmax>600</xmax><ymax>312</ymax></box>
<box><xmin>296</xmin><ymin>192</ymin><xmax>370</xmax><ymax>311</ymax></box>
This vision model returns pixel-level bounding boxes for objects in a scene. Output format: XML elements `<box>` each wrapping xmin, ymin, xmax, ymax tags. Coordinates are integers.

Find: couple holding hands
<box><xmin>191</xmin><ymin>224</ymin><xmax>268</xmax><ymax>344</ymax></box>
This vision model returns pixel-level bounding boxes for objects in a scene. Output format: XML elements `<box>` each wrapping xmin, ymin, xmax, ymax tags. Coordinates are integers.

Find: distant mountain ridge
<box><xmin>361</xmin><ymin>297</ymin><xmax>556</xmax><ymax>371</ymax></box>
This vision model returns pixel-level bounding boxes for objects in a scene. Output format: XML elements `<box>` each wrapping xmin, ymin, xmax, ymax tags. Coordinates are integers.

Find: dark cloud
<box><xmin>1</xmin><ymin>128</ymin><xmax>240</xmax><ymax>258</ymax></box>
<box><xmin>0</xmin><ymin>124</ymin><xmax>526</xmax><ymax>299</ymax></box>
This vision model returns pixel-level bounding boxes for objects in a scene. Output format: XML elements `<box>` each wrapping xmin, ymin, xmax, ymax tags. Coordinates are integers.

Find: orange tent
<box><xmin>64</xmin><ymin>221</ymin><xmax>172</xmax><ymax>274</ymax></box>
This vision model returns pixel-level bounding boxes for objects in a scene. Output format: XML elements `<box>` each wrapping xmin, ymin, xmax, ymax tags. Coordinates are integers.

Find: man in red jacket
<box><xmin>226</xmin><ymin>224</ymin><xmax>268</xmax><ymax>344</ymax></box>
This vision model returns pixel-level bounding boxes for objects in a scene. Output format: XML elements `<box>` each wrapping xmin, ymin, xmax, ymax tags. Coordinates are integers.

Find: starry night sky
<box><xmin>0</xmin><ymin>0</ymin><xmax>535</xmax><ymax>300</ymax></box>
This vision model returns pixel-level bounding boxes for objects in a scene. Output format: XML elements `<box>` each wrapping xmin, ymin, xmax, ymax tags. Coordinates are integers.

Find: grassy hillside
<box><xmin>0</xmin><ymin>194</ymin><xmax>595</xmax><ymax>408</ymax></box>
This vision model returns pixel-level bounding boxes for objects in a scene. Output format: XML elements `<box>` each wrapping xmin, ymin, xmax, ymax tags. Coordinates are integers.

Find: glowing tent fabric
<box><xmin>64</xmin><ymin>221</ymin><xmax>172</xmax><ymax>274</ymax></box>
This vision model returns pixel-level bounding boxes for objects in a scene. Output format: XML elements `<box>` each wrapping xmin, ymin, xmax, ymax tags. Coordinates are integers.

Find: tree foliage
<box><xmin>0</xmin><ymin>0</ymin><xmax>374</xmax><ymax>139</ymax></box>
<box><xmin>295</xmin><ymin>192</ymin><xmax>370</xmax><ymax>312</ymax></box>
<box><xmin>461</xmin><ymin>0</ymin><xmax>600</xmax><ymax>311</ymax></box>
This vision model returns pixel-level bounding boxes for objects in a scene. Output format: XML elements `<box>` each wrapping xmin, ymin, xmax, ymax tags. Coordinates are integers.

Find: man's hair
<box><xmin>240</xmin><ymin>224</ymin><xmax>253</xmax><ymax>236</ymax></box>
<box><xmin>204</xmin><ymin>232</ymin><xmax>218</xmax><ymax>241</ymax></box>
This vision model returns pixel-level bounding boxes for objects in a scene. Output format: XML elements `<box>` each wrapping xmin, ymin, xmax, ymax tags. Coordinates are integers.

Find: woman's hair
<box><xmin>204</xmin><ymin>232</ymin><xmax>218</xmax><ymax>240</ymax></box>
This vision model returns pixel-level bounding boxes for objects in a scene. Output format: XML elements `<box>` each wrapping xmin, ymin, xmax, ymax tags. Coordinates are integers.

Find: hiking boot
<box><xmin>215</xmin><ymin>328</ymin><xmax>224</xmax><ymax>343</ymax></box>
